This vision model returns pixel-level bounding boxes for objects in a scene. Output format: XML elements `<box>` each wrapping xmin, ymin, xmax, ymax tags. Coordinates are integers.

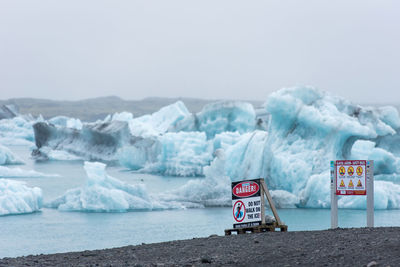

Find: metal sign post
<box><xmin>330</xmin><ymin>160</ymin><xmax>374</xmax><ymax>229</ymax></box>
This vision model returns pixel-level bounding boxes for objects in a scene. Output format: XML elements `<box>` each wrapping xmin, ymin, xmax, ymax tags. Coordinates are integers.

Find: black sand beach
<box><xmin>1</xmin><ymin>227</ymin><xmax>399</xmax><ymax>266</ymax></box>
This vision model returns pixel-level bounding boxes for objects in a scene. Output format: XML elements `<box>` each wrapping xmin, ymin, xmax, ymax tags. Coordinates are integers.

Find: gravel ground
<box><xmin>1</xmin><ymin>227</ymin><xmax>399</xmax><ymax>266</ymax></box>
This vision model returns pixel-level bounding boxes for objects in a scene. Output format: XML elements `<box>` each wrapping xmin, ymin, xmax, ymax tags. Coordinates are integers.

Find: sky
<box><xmin>0</xmin><ymin>0</ymin><xmax>399</xmax><ymax>103</ymax></box>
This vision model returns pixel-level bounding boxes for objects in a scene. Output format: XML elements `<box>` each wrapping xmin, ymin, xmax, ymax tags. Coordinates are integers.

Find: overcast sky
<box><xmin>1</xmin><ymin>0</ymin><xmax>399</xmax><ymax>103</ymax></box>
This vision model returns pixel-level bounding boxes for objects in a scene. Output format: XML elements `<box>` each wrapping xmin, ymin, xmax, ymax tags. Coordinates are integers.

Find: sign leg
<box><xmin>367</xmin><ymin>161</ymin><xmax>374</xmax><ymax>227</ymax></box>
<box><xmin>331</xmin><ymin>161</ymin><xmax>338</xmax><ymax>229</ymax></box>
<box><xmin>331</xmin><ymin>184</ymin><xmax>338</xmax><ymax>229</ymax></box>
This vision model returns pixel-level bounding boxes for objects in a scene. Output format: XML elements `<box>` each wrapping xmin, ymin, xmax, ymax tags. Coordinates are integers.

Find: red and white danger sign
<box><xmin>232</xmin><ymin>179</ymin><xmax>262</xmax><ymax>228</ymax></box>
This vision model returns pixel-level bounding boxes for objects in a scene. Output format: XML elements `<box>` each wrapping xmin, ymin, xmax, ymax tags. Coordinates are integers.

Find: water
<box><xmin>2</xmin><ymin>146</ymin><xmax>400</xmax><ymax>258</ymax></box>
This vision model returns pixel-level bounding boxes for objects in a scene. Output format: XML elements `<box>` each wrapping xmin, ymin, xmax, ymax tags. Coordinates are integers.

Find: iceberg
<box><xmin>168</xmin><ymin>87</ymin><xmax>400</xmax><ymax>209</ymax></box>
<box><xmin>0</xmin><ymin>145</ymin><xmax>24</xmax><ymax>165</ymax></box>
<box><xmin>112</xmin><ymin>101</ymin><xmax>190</xmax><ymax>138</ymax></box>
<box><xmin>171</xmin><ymin>101</ymin><xmax>256</xmax><ymax>139</ymax></box>
<box><xmin>32</xmin><ymin>120</ymin><xmax>132</xmax><ymax>161</ymax></box>
<box><xmin>0</xmin><ymin>178</ymin><xmax>42</xmax><ymax>216</ymax></box>
<box><xmin>158</xmin><ymin>149</ymin><xmax>232</xmax><ymax>207</ymax></box>
<box><xmin>47</xmin><ymin>161</ymin><xmax>181</xmax><ymax>212</ymax></box>
<box><xmin>259</xmin><ymin>87</ymin><xmax>400</xmax><ymax>208</ymax></box>
<box><xmin>0</xmin><ymin>115</ymin><xmax>36</xmax><ymax>146</ymax></box>
<box><xmin>119</xmin><ymin>132</ymin><xmax>213</xmax><ymax>176</ymax></box>
<box><xmin>27</xmin><ymin>87</ymin><xmax>400</xmax><ymax>209</ymax></box>
<box><xmin>118</xmin><ymin>131</ymin><xmax>246</xmax><ymax>177</ymax></box>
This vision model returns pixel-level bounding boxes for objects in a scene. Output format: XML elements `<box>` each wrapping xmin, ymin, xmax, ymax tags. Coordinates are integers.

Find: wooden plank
<box><xmin>260</xmin><ymin>179</ymin><xmax>283</xmax><ymax>226</ymax></box>
<box><xmin>224</xmin><ymin>223</ymin><xmax>287</xmax><ymax>235</ymax></box>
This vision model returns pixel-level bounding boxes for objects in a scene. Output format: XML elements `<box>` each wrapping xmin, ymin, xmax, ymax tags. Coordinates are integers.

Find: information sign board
<box><xmin>335</xmin><ymin>160</ymin><xmax>370</xmax><ymax>195</ymax></box>
<box><xmin>231</xmin><ymin>179</ymin><xmax>262</xmax><ymax>228</ymax></box>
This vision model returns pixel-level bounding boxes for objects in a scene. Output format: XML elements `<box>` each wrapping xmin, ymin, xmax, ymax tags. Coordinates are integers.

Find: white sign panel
<box><xmin>231</xmin><ymin>179</ymin><xmax>262</xmax><ymax>228</ymax></box>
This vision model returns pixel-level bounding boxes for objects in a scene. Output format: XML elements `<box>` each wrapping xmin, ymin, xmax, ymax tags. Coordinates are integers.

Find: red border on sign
<box><xmin>335</xmin><ymin>160</ymin><xmax>367</xmax><ymax>195</ymax></box>
<box><xmin>233</xmin><ymin>200</ymin><xmax>246</xmax><ymax>222</ymax></box>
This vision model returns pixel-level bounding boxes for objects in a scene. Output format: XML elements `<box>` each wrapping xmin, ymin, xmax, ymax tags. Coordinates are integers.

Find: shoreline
<box><xmin>1</xmin><ymin>227</ymin><xmax>399</xmax><ymax>266</ymax></box>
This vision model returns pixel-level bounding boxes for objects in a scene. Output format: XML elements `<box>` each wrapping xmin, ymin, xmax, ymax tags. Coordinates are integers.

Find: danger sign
<box><xmin>335</xmin><ymin>160</ymin><xmax>369</xmax><ymax>195</ymax></box>
<box><xmin>232</xmin><ymin>179</ymin><xmax>262</xmax><ymax>228</ymax></box>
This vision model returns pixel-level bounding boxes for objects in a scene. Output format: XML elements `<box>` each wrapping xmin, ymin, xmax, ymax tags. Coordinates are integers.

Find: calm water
<box><xmin>1</xmin><ymin>146</ymin><xmax>400</xmax><ymax>258</ymax></box>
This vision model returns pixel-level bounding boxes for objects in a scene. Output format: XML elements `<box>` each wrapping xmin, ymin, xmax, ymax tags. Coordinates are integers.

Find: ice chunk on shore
<box><xmin>47</xmin><ymin>162</ymin><xmax>158</xmax><ymax>212</ymax></box>
<box><xmin>0</xmin><ymin>179</ymin><xmax>42</xmax><ymax>216</ymax></box>
<box><xmin>0</xmin><ymin>145</ymin><xmax>24</xmax><ymax>165</ymax></box>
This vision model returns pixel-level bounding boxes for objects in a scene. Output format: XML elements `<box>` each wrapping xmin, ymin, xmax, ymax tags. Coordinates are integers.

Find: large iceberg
<box><xmin>0</xmin><ymin>179</ymin><xmax>42</xmax><ymax>216</ymax></box>
<box><xmin>47</xmin><ymin>161</ymin><xmax>181</xmax><ymax>212</ymax></box>
<box><xmin>165</xmin><ymin>87</ymin><xmax>400</xmax><ymax>209</ymax></box>
<box><xmin>199</xmin><ymin>87</ymin><xmax>400</xmax><ymax>209</ymax></box>
<box><xmin>32</xmin><ymin>120</ymin><xmax>132</xmax><ymax>161</ymax></box>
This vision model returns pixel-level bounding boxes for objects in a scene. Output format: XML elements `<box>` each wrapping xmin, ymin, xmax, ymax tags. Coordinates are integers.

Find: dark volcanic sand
<box><xmin>1</xmin><ymin>227</ymin><xmax>399</xmax><ymax>266</ymax></box>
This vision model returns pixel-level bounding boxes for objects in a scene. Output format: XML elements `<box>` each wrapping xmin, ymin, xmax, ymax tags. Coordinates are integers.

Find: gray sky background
<box><xmin>0</xmin><ymin>0</ymin><xmax>399</xmax><ymax>103</ymax></box>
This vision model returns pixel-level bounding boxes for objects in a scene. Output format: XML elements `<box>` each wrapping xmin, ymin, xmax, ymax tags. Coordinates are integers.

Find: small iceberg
<box><xmin>0</xmin><ymin>179</ymin><xmax>42</xmax><ymax>216</ymax></box>
<box><xmin>47</xmin><ymin>161</ymin><xmax>178</xmax><ymax>212</ymax></box>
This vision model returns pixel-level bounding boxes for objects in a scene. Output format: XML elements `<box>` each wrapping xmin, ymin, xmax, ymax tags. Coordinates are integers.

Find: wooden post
<box><xmin>260</xmin><ymin>183</ymin><xmax>266</xmax><ymax>224</ymax></box>
<box><xmin>260</xmin><ymin>179</ymin><xmax>283</xmax><ymax>226</ymax></box>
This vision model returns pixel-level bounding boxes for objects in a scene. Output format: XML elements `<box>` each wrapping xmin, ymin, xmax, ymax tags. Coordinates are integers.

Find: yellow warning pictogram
<box><xmin>348</xmin><ymin>180</ymin><xmax>354</xmax><ymax>187</ymax></box>
<box><xmin>339</xmin><ymin>167</ymin><xmax>346</xmax><ymax>176</ymax></box>
<box><xmin>356</xmin><ymin>166</ymin><xmax>363</xmax><ymax>176</ymax></box>
<box><xmin>347</xmin><ymin>166</ymin><xmax>354</xmax><ymax>176</ymax></box>
<box><xmin>357</xmin><ymin>180</ymin><xmax>363</xmax><ymax>187</ymax></box>
<box><xmin>340</xmin><ymin>180</ymin><xmax>345</xmax><ymax>187</ymax></box>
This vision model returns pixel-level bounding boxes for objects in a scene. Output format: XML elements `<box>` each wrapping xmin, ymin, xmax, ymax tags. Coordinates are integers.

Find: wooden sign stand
<box><xmin>225</xmin><ymin>178</ymin><xmax>287</xmax><ymax>235</ymax></box>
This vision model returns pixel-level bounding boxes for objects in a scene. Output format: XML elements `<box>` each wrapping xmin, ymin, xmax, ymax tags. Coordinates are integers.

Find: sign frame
<box><xmin>231</xmin><ymin>179</ymin><xmax>264</xmax><ymax>228</ymax></box>
<box><xmin>330</xmin><ymin>160</ymin><xmax>374</xmax><ymax>228</ymax></box>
